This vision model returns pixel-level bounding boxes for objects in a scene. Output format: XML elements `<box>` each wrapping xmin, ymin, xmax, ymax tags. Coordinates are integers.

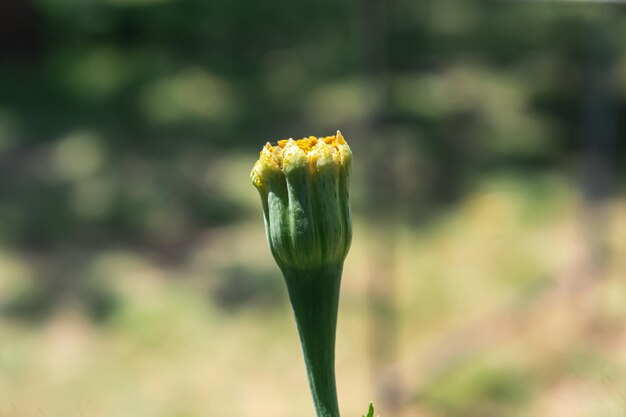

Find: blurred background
<box><xmin>0</xmin><ymin>0</ymin><xmax>625</xmax><ymax>416</ymax></box>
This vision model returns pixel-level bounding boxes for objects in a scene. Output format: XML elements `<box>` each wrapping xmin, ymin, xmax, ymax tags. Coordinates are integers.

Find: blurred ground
<box><xmin>1</xmin><ymin>173</ymin><xmax>625</xmax><ymax>417</ymax></box>
<box><xmin>1</xmin><ymin>0</ymin><xmax>626</xmax><ymax>416</ymax></box>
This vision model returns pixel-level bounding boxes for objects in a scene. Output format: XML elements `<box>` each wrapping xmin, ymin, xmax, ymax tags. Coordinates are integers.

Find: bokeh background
<box><xmin>1</xmin><ymin>0</ymin><xmax>626</xmax><ymax>416</ymax></box>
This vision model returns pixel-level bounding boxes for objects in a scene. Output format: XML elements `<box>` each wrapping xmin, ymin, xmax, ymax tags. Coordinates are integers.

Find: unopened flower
<box><xmin>251</xmin><ymin>131</ymin><xmax>353</xmax><ymax>417</ymax></box>
<box><xmin>251</xmin><ymin>131</ymin><xmax>352</xmax><ymax>273</ymax></box>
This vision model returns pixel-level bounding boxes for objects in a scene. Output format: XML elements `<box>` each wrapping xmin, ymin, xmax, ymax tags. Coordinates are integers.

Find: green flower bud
<box><xmin>251</xmin><ymin>131</ymin><xmax>352</xmax><ymax>272</ymax></box>
<box><xmin>251</xmin><ymin>131</ymin><xmax>353</xmax><ymax>417</ymax></box>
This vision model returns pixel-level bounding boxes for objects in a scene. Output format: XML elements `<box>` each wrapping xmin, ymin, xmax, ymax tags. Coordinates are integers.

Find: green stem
<box><xmin>282</xmin><ymin>264</ymin><xmax>343</xmax><ymax>417</ymax></box>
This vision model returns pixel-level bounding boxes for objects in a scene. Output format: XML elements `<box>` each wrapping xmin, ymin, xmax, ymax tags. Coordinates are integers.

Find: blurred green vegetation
<box><xmin>1</xmin><ymin>0</ymin><xmax>626</xmax><ymax>416</ymax></box>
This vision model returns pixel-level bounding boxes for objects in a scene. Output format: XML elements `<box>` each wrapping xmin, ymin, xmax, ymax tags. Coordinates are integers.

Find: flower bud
<box><xmin>251</xmin><ymin>131</ymin><xmax>352</xmax><ymax>272</ymax></box>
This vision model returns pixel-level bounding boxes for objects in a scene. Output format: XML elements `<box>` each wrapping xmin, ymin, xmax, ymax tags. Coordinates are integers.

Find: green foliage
<box><xmin>1</xmin><ymin>0</ymin><xmax>625</xmax><ymax>253</ymax></box>
<box><xmin>362</xmin><ymin>403</ymin><xmax>375</xmax><ymax>417</ymax></box>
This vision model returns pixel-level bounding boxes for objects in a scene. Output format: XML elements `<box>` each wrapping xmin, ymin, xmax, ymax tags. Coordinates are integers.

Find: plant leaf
<box><xmin>362</xmin><ymin>402</ymin><xmax>375</xmax><ymax>417</ymax></box>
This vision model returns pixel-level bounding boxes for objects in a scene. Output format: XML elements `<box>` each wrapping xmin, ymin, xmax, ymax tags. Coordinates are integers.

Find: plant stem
<box><xmin>282</xmin><ymin>264</ymin><xmax>343</xmax><ymax>417</ymax></box>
